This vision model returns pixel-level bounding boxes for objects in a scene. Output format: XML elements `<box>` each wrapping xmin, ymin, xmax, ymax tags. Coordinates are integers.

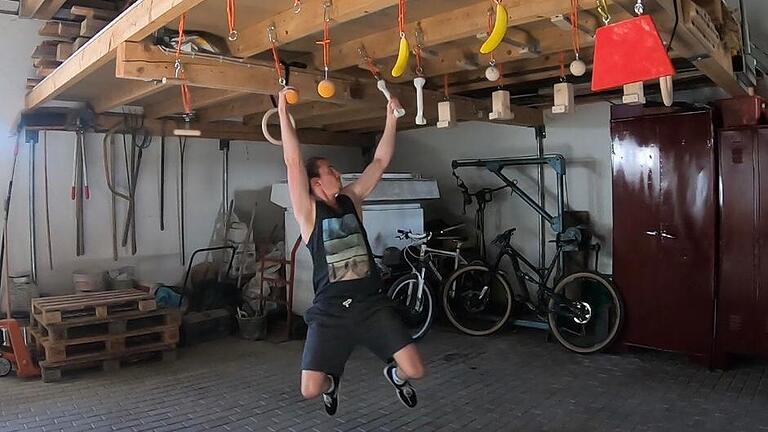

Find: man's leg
<box><xmin>391</xmin><ymin>343</ymin><xmax>425</xmax><ymax>381</ymax></box>
<box><xmin>300</xmin><ymin>370</ymin><xmax>334</xmax><ymax>399</ymax></box>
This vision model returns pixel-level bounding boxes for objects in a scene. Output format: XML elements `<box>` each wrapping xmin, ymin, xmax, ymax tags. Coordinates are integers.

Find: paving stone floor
<box><xmin>3</xmin><ymin>326</ymin><xmax>768</xmax><ymax>432</ymax></box>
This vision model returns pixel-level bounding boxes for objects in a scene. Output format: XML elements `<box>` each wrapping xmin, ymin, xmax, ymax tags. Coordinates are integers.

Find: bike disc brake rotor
<box><xmin>459</xmin><ymin>290</ymin><xmax>487</xmax><ymax>313</ymax></box>
<box><xmin>572</xmin><ymin>301</ymin><xmax>592</xmax><ymax>324</ymax></box>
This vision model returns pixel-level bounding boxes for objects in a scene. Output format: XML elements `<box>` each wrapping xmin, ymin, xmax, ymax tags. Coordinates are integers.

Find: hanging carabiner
<box><xmin>174</xmin><ymin>59</ymin><xmax>184</xmax><ymax>79</ymax></box>
<box><xmin>597</xmin><ymin>0</ymin><xmax>611</xmax><ymax>25</ymax></box>
<box><xmin>293</xmin><ymin>0</ymin><xmax>301</xmax><ymax>14</ymax></box>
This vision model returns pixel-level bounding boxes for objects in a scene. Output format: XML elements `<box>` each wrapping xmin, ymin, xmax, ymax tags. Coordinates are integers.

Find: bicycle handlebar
<box><xmin>396</xmin><ymin>229</ymin><xmax>430</xmax><ymax>241</ymax></box>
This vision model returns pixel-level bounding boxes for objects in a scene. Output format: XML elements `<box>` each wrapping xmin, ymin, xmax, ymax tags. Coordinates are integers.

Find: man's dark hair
<box><xmin>305</xmin><ymin>157</ymin><xmax>326</xmax><ymax>193</ymax></box>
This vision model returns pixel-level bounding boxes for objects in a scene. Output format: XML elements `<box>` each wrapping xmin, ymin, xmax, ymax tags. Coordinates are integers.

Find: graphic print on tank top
<box><xmin>322</xmin><ymin>214</ymin><xmax>371</xmax><ymax>282</ymax></box>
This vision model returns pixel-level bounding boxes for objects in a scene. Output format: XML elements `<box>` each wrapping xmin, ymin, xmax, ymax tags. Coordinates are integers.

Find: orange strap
<box><xmin>559</xmin><ymin>51</ymin><xmax>566</xmax><ymax>80</ymax></box>
<box><xmin>316</xmin><ymin>4</ymin><xmax>331</xmax><ymax>71</ymax></box>
<box><xmin>397</xmin><ymin>0</ymin><xmax>406</xmax><ymax>35</ymax></box>
<box><xmin>487</xmin><ymin>8</ymin><xmax>496</xmax><ymax>64</ymax></box>
<box><xmin>177</xmin><ymin>14</ymin><xmax>193</xmax><ymax>115</ymax></box>
<box><xmin>570</xmin><ymin>0</ymin><xmax>580</xmax><ymax>56</ymax></box>
<box><xmin>226</xmin><ymin>0</ymin><xmax>237</xmax><ymax>39</ymax></box>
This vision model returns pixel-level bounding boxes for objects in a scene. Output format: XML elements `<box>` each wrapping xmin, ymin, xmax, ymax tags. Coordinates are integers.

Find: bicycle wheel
<box><xmin>0</xmin><ymin>357</ymin><xmax>11</xmax><ymax>377</ymax></box>
<box><xmin>388</xmin><ymin>274</ymin><xmax>435</xmax><ymax>341</ymax></box>
<box><xmin>548</xmin><ymin>272</ymin><xmax>624</xmax><ymax>354</ymax></box>
<box><xmin>442</xmin><ymin>265</ymin><xmax>514</xmax><ymax>336</ymax></box>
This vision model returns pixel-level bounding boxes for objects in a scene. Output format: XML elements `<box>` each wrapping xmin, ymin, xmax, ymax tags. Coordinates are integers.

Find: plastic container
<box><xmin>6</xmin><ymin>274</ymin><xmax>39</xmax><ymax>314</ymax></box>
<box><xmin>237</xmin><ymin>314</ymin><xmax>268</xmax><ymax>340</ymax></box>
<box><xmin>73</xmin><ymin>271</ymin><xmax>106</xmax><ymax>293</ymax></box>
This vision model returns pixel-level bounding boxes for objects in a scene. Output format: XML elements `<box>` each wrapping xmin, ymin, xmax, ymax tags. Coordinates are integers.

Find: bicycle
<box><xmin>442</xmin><ymin>227</ymin><xmax>624</xmax><ymax>354</ymax></box>
<box><xmin>387</xmin><ymin>224</ymin><xmax>473</xmax><ymax>341</ymax></box>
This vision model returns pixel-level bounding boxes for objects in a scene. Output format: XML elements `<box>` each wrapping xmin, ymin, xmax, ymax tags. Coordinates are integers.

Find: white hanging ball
<box><xmin>485</xmin><ymin>65</ymin><xmax>501</xmax><ymax>81</ymax></box>
<box><xmin>569</xmin><ymin>59</ymin><xmax>587</xmax><ymax>77</ymax></box>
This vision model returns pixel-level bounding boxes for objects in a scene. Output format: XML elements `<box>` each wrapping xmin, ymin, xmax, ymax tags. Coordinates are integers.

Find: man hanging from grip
<box><xmin>277</xmin><ymin>87</ymin><xmax>425</xmax><ymax>416</ymax></box>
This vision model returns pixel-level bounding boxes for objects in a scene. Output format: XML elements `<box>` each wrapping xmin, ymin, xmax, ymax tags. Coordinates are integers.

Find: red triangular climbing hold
<box><xmin>591</xmin><ymin>15</ymin><xmax>675</xmax><ymax>92</ymax></box>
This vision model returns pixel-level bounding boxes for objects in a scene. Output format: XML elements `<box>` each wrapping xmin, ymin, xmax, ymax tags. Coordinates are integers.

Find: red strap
<box><xmin>397</xmin><ymin>0</ymin><xmax>406</xmax><ymax>34</ymax></box>
<box><xmin>570</xmin><ymin>0</ymin><xmax>580</xmax><ymax>56</ymax></box>
<box><xmin>227</xmin><ymin>0</ymin><xmax>236</xmax><ymax>37</ymax></box>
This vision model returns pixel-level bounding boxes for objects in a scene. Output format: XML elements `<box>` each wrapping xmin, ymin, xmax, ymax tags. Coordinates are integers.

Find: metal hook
<box><xmin>634</xmin><ymin>0</ymin><xmax>644</xmax><ymax>15</ymax></box>
<box><xmin>293</xmin><ymin>0</ymin><xmax>301</xmax><ymax>14</ymax></box>
<box><xmin>267</xmin><ymin>24</ymin><xmax>277</xmax><ymax>44</ymax></box>
<box><xmin>323</xmin><ymin>0</ymin><xmax>332</xmax><ymax>22</ymax></box>
<box><xmin>228</xmin><ymin>30</ymin><xmax>239</xmax><ymax>41</ymax></box>
<box><xmin>174</xmin><ymin>59</ymin><xmax>183</xmax><ymax>78</ymax></box>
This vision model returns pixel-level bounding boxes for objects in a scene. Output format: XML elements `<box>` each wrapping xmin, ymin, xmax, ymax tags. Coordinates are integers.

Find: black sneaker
<box><xmin>383</xmin><ymin>365</ymin><xmax>417</xmax><ymax>408</ymax></box>
<box><xmin>322</xmin><ymin>375</ymin><xmax>339</xmax><ymax>416</ymax></box>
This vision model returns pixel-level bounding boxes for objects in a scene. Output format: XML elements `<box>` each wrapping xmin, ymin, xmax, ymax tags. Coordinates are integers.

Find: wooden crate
<box><xmin>30</xmin><ymin>324</ymin><xmax>179</xmax><ymax>363</ymax></box>
<box><xmin>32</xmin><ymin>308</ymin><xmax>180</xmax><ymax>342</ymax></box>
<box><xmin>31</xmin><ymin>290</ymin><xmax>156</xmax><ymax>325</ymax></box>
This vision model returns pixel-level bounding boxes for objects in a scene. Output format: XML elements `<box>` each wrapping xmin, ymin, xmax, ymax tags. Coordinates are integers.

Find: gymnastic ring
<box><xmin>262</xmin><ymin>108</ymin><xmax>296</xmax><ymax>146</ymax></box>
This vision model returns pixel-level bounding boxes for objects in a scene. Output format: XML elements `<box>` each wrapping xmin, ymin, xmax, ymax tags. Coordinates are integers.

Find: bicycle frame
<box><xmin>402</xmin><ymin>239</ymin><xmax>466</xmax><ymax>308</ymax></box>
<box><xmin>489</xmin><ymin>242</ymin><xmax>563</xmax><ymax>309</ymax></box>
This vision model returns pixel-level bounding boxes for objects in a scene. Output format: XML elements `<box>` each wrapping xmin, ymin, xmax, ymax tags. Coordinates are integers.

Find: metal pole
<box><xmin>535</xmin><ymin>126</ymin><xmax>546</xmax><ymax>271</ymax></box>
<box><xmin>220</xmin><ymin>140</ymin><xmax>230</xmax><ymax>215</ymax></box>
<box><xmin>159</xmin><ymin>134</ymin><xmax>166</xmax><ymax>232</ymax></box>
<box><xmin>28</xmin><ymin>131</ymin><xmax>37</xmax><ymax>283</ymax></box>
<box><xmin>178</xmin><ymin>138</ymin><xmax>187</xmax><ymax>266</ymax></box>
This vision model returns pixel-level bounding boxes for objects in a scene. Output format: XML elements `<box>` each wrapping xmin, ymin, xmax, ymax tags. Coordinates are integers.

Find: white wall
<box><xmin>0</xmin><ymin>15</ymin><xmax>364</xmax><ymax>297</ymax></box>
<box><xmin>389</xmin><ymin>103</ymin><xmax>614</xmax><ymax>298</ymax></box>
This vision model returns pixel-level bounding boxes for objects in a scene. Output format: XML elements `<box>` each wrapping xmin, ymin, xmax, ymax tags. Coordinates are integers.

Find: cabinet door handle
<box><xmin>645</xmin><ymin>230</ymin><xmax>659</xmax><ymax>236</ymax></box>
<box><xmin>660</xmin><ymin>232</ymin><xmax>677</xmax><ymax>239</ymax></box>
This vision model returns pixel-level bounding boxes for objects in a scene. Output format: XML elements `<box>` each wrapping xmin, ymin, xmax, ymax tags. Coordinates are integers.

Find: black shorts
<box><xmin>301</xmin><ymin>293</ymin><xmax>412</xmax><ymax>377</ymax></box>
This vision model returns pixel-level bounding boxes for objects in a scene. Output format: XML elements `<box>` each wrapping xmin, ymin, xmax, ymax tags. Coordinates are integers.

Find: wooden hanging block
<box><xmin>436</xmin><ymin>101</ymin><xmax>457</xmax><ymax>128</ymax></box>
<box><xmin>552</xmin><ymin>82</ymin><xmax>575</xmax><ymax>114</ymax></box>
<box><xmin>489</xmin><ymin>90</ymin><xmax>514</xmax><ymax>121</ymax></box>
<box><xmin>622</xmin><ymin>82</ymin><xmax>646</xmax><ymax>105</ymax></box>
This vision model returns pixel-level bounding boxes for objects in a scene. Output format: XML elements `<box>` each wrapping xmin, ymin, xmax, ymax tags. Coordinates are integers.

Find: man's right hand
<box><xmin>277</xmin><ymin>87</ymin><xmax>292</xmax><ymax>114</ymax></box>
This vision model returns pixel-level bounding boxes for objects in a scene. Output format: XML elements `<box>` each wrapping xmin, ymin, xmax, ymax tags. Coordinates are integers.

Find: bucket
<box><xmin>73</xmin><ymin>271</ymin><xmax>106</xmax><ymax>293</ymax></box>
<box><xmin>107</xmin><ymin>267</ymin><xmax>135</xmax><ymax>290</ymax></box>
<box><xmin>237</xmin><ymin>314</ymin><xmax>268</xmax><ymax>340</ymax></box>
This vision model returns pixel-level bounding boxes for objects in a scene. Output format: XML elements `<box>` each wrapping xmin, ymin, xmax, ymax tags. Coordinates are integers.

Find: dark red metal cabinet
<box><xmin>611</xmin><ymin>107</ymin><xmax>717</xmax><ymax>361</ymax></box>
<box><xmin>716</xmin><ymin>126</ymin><xmax>768</xmax><ymax>360</ymax></box>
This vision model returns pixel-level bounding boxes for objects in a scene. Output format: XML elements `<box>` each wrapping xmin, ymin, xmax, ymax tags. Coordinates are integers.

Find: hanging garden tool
<box><xmin>412</xmin><ymin>25</ymin><xmax>426</xmax><ymax>125</ymax></box>
<box><xmin>437</xmin><ymin>74</ymin><xmax>457</xmax><ymax>129</ymax></box>
<box><xmin>590</xmin><ymin>0</ymin><xmax>675</xmax><ymax>94</ymax></box>
<box><xmin>316</xmin><ymin>1</ymin><xmax>335</xmax><ymax>98</ymax></box>
<box><xmin>72</xmin><ymin>126</ymin><xmax>88</xmax><ymax>257</ymax></box>
<box><xmin>390</xmin><ymin>0</ymin><xmax>410</xmax><ymax>78</ymax></box>
<box><xmin>359</xmin><ymin>46</ymin><xmax>406</xmax><ymax>118</ymax></box>
<box><xmin>553</xmin><ymin>53</ymin><xmax>575</xmax><ymax>114</ymax></box>
<box><xmin>172</xmin><ymin>14</ymin><xmax>202</xmax><ymax>138</ymax></box>
<box><xmin>42</xmin><ymin>131</ymin><xmax>53</xmax><ymax>270</ymax></box>
<box><xmin>177</xmin><ymin>137</ymin><xmax>187</xmax><ymax>265</ymax></box>
<box><xmin>569</xmin><ymin>0</ymin><xmax>586</xmax><ymax>77</ymax></box>
<box><xmin>480</xmin><ymin>0</ymin><xmax>508</xmax><ymax>55</ymax></box>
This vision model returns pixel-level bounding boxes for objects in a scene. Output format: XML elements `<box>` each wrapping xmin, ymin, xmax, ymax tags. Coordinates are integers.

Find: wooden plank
<box><xmin>26</xmin><ymin>0</ymin><xmax>209</xmax><ymax>110</ymax></box>
<box><xmin>36</xmin><ymin>68</ymin><xmax>57</xmax><ymax>78</ymax></box>
<box><xmin>71</xmin><ymin>5</ymin><xmax>119</xmax><ymax>20</ymax></box>
<box><xmin>143</xmin><ymin>88</ymin><xmax>243</xmax><ymax>119</ymax></box>
<box><xmin>115</xmin><ymin>42</ymin><xmax>360</xmax><ymax>106</ymax></box>
<box><xmin>326</xmin><ymin>0</ymin><xmax>602</xmax><ymax>72</ymax></box>
<box><xmin>39</xmin><ymin>20</ymin><xmax>81</xmax><ymax>39</ymax></box>
<box><xmin>195</xmin><ymin>94</ymin><xmax>276</xmax><ymax>123</ymax></box>
<box><xmin>242</xmin><ymin>101</ymin><xmax>342</xmax><ymax>126</ymax></box>
<box><xmin>34</xmin><ymin>59</ymin><xmax>62</xmax><ymax>69</ymax></box>
<box><xmin>228</xmin><ymin>0</ymin><xmax>400</xmax><ymax>58</ymax></box>
<box><xmin>90</xmin><ymin>79</ymin><xmax>167</xmax><ymax>113</ymax></box>
<box><xmin>21</xmin><ymin>0</ymin><xmax>69</xmax><ymax>20</ymax></box>
<box><xmin>56</xmin><ymin>42</ymin><xmax>74</xmax><ymax>62</ymax></box>
<box><xmin>32</xmin><ymin>41</ymin><xmax>59</xmax><ymax>60</ymax></box>
<box><xmin>80</xmin><ymin>17</ymin><xmax>109</xmax><ymax>37</ymax></box>
<box><xmin>27</xmin><ymin>78</ymin><xmax>43</xmax><ymax>89</ymax></box>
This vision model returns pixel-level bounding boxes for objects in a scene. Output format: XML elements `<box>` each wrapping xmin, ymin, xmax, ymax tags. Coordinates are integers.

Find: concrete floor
<box><xmin>2</xmin><ymin>326</ymin><xmax>768</xmax><ymax>432</ymax></box>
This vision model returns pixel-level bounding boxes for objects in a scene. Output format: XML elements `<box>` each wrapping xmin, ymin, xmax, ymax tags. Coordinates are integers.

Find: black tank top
<box><xmin>306</xmin><ymin>194</ymin><xmax>382</xmax><ymax>303</ymax></box>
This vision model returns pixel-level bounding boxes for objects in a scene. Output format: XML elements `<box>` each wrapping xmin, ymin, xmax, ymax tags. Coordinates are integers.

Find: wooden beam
<box><xmin>196</xmin><ymin>94</ymin><xmax>276</xmax><ymax>123</ymax></box>
<box><xmin>325</xmin><ymin>0</ymin><xmax>602</xmax><ymax>72</ymax></box>
<box><xmin>70</xmin><ymin>5</ymin><xmax>119</xmax><ymax>20</ymax></box>
<box><xmin>21</xmin><ymin>0</ymin><xmax>68</xmax><ymax>20</ymax></box>
<box><xmin>26</xmin><ymin>0</ymin><xmax>208</xmax><ymax>110</ymax></box>
<box><xmin>115</xmin><ymin>42</ymin><xmax>360</xmax><ymax>105</ymax></box>
<box><xmin>243</xmin><ymin>101</ymin><xmax>343</xmax><ymax>126</ymax></box>
<box><xmin>80</xmin><ymin>18</ymin><xmax>109</xmax><ymax>37</ymax></box>
<box><xmin>93</xmin><ymin>115</ymin><xmax>376</xmax><ymax>147</ymax></box>
<box><xmin>90</xmin><ymin>80</ymin><xmax>167</xmax><ymax>113</ymax></box>
<box><xmin>294</xmin><ymin>105</ymin><xmax>384</xmax><ymax>128</ymax></box>
<box><xmin>143</xmin><ymin>89</ymin><xmax>244</xmax><ymax>119</ymax></box>
<box><xmin>228</xmin><ymin>0</ymin><xmax>400</xmax><ymax>58</ymax></box>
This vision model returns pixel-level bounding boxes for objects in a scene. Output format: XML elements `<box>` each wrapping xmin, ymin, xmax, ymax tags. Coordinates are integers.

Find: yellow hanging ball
<box><xmin>285</xmin><ymin>87</ymin><xmax>300</xmax><ymax>105</ymax></box>
<box><xmin>317</xmin><ymin>79</ymin><xmax>336</xmax><ymax>98</ymax></box>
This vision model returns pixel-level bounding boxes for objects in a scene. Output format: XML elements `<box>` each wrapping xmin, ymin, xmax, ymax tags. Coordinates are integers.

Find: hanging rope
<box><xmin>316</xmin><ymin>0</ymin><xmax>332</xmax><ymax>79</ymax></box>
<box><xmin>570</xmin><ymin>0</ymin><xmax>580</xmax><ymax>59</ymax></box>
<box><xmin>397</xmin><ymin>0</ymin><xmax>406</xmax><ymax>37</ymax></box>
<box><xmin>268</xmin><ymin>25</ymin><xmax>285</xmax><ymax>85</ymax></box>
<box><xmin>226</xmin><ymin>0</ymin><xmax>238</xmax><ymax>41</ymax></box>
<box><xmin>487</xmin><ymin>7</ymin><xmax>496</xmax><ymax>66</ymax></box>
<box><xmin>176</xmin><ymin>14</ymin><xmax>193</xmax><ymax>117</ymax></box>
<box><xmin>358</xmin><ymin>46</ymin><xmax>381</xmax><ymax>79</ymax></box>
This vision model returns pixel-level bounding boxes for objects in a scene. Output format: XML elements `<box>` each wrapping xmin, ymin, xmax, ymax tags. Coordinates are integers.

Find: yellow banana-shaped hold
<box><xmin>391</xmin><ymin>36</ymin><xmax>410</xmax><ymax>78</ymax></box>
<box><xmin>480</xmin><ymin>2</ymin><xmax>508</xmax><ymax>54</ymax></box>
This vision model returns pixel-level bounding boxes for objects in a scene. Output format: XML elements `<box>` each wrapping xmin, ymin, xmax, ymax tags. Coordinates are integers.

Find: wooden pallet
<box><xmin>40</xmin><ymin>345</ymin><xmax>178</xmax><ymax>383</ymax></box>
<box><xmin>31</xmin><ymin>290</ymin><xmax>156</xmax><ymax>325</ymax></box>
<box><xmin>32</xmin><ymin>308</ymin><xmax>181</xmax><ymax>341</ymax></box>
<box><xmin>31</xmin><ymin>324</ymin><xmax>179</xmax><ymax>363</ymax></box>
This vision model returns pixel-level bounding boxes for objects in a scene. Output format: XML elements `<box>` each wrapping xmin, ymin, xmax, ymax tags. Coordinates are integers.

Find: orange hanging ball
<box><xmin>317</xmin><ymin>79</ymin><xmax>336</xmax><ymax>99</ymax></box>
<box><xmin>285</xmin><ymin>87</ymin><xmax>300</xmax><ymax>104</ymax></box>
